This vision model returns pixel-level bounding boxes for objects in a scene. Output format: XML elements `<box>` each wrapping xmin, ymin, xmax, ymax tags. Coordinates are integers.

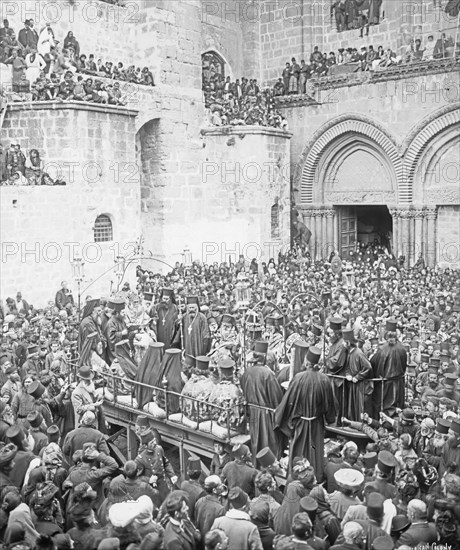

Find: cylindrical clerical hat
<box><xmin>342</xmin><ymin>329</ymin><xmax>356</xmax><ymax>343</ymax></box>
<box><xmin>436</xmin><ymin>418</ymin><xmax>450</xmax><ymax>435</ymax></box>
<box><xmin>195</xmin><ymin>356</ymin><xmax>210</xmax><ymax>371</ymax></box>
<box><xmin>329</xmin><ymin>317</ymin><xmax>344</xmax><ymax>331</ymax></box>
<box><xmin>311</xmin><ymin>325</ymin><xmax>322</xmax><ymax>337</ymax></box>
<box><xmin>254</xmin><ymin>341</ymin><xmax>269</xmax><ymax>355</ymax></box>
<box><xmin>256</xmin><ymin>447</ymin><xmax>276</xmax><ymax>468</ymax></box>
<box><xmin>362</xmin><ymin>452</ymin><xmax>378</xmax><ymax>469</ymax></box>
<box><xmin>186</xmin><ymin>296</ymin><xmax>199</xmax><ymax>305</ymax></box>
<box><xmin>143</xmin><ymin>292</ymin><xmax>154</xmax><ymax>302</ymax></box>
<box><xmin>161</xmin><ymin>288</ymin><xmax>175</xmax><ymax>298</ymax></box>
<box><xmin>306</xmin><ymin>346</ymin><xmax>321</xmax><ymax>366</ymax></box>
<box><xmin>386</xmin><ymin>318</ymin><xmax>397</xmax><ymax>332</ymax></box>
<box><xmin>108</xmin><ymin>298</ymin><xmax>125</xmax><ymax>312</ymax></box>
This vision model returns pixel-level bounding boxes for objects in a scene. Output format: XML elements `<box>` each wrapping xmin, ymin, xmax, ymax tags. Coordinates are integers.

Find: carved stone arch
<box><xmin>403</xmin><ymin>104</ymin><xmax>460</xmax><ymax>201</ymax></box>
<box><xmin>201</xmin><ymin>49</ymin><xmax>233</xmax><ymax>84</ymax></box>
<box><xmin>295</xmin><ymin>115</ymin><xmax>403</xmax><ymax>204</ymax></box>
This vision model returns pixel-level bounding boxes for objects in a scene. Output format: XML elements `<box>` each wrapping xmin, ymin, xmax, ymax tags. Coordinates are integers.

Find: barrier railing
<box><xmin>102</xmin><ymin>372</ymin><xmax>247</xmax><ymax>441</ymax></box>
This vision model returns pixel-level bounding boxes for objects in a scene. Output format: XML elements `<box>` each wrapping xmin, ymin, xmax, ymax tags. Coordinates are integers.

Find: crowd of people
<box><xmin>0</xmin><ymin>142</ymin><xmax>66</xmax><ymax>186</ymax></box>
<box><xmin>0</xmin><ymin>239</ymin><xmax>459</xmax><ymax>550</ymax></box>
<box><xmin>203</xmin><ymin>74</ymin><xmax>288</xmax><ymax>129</ymax></box>
<box><xmin>275</xmin><ymin>32</ymin><xmax>457</xmax><ymax>95</ymax></box>
<box><xmin>0</xmin><ymin>19</ymin><xmax>154</xmax><ymax>104</ymax></box>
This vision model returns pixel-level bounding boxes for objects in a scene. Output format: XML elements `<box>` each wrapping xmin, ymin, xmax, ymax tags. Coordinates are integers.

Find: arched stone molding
<box><xmin>403</xmin><ymin>104</ymin><xmax>460</xmax><ymax>202</ymax></box>
<box><xmin>201</xmin><ymin>48</ymin><xmax>234</xmax><ymax>81</ymax></box>
<box><xmin>295</xmin><ymin>114</ymin><xmax>404</xmax><ymax>204</ymax></box>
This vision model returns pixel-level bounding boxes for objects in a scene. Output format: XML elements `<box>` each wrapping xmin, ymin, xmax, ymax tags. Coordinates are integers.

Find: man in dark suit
<box><xmin>180</xmin><ymin>455</ymin><xmax>205</xmax><ymax>523</ymax></box>
<box><xmin>195</xmin><ymin>475</ymin><xmax>225</xmax><ymax>538</ymax></box>
<box><xmin>396</xmin><ymin>499</ymin><xmax>437</xmax><ymax>547</ymax></box>
<box><xmin>163</xmin><ymin>493</ymin><xmax>201</xmax><ymax>550</ymax></box>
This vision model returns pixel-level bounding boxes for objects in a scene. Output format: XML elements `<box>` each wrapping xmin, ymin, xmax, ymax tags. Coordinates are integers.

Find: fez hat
<box><xmin>195</xmin><ymin>356</ymin><xmax>210</xmax><ymax>371</ymax></box>
<box><xmin>440</xmin><ymin>342</ymin><xmax>450</xmax><ymax>352</ymax></box>
<box><xmin>440</xmin><ymin>354</ymin><xmax>450</xmax><ymax>363</ymax></box>
<box><xmin>143</xmin><ymin>292</ymin><xmax>154</xmax><ymax>302</ymax></box>
<box><xmin>108</xmin><ymin>298</ymin><xmax>125</xmax><ymax>312</ymax></box>
<box><xmin>256</xmin><ymin>447</ymin><xmax>276</xmax><ymax>468</ymax></box>
<box><xmin>311</xmin><ymin>324</ymin><xmax>322</xmax><ymax>337</ymax></box>
<box><xmin>386</xmin><ymin>319</ymin><xmax>397</xmax><ymax>332</ymax></box>
<box><xmin>366</xmin><ymin>492</ymin><xmax>384</xmax><ymax>513</ymax></box>
<box><xmin>334</xmin><ymin>468</ymin><xmax>364</xmax><ymax>490</ymax></box>
<box><xmin>342</xmin><ymin>329</ymin><xmax>356</xmax><ymax>343</ymax></box>
<box><xmin>362</xmin><ymin>451</ymin><xmax>378</xmax><ymax>469</ymax></box>
<box><xmin>372</xmin><ymin>535</ymin><xmax>394</xmax><ymax>550</ymax></box>
<box><xmin>47</xmin><ymin>425</ymin><xmax>60</xmax><ymax>437</ymax></box>
<box><xmin>6</xmin><ymin>425</ymin><xmax>25</xmax><ymax>446</ymax></box>
<box><xmin>254</xmin><ymin>341</ymin><xmax>269</xmax><ymax>355</ymax></box>
<box><xmin>228</xmin><ymin>487</ymin><xmax>249</xmax><ymax>509</ymax></box>
<box><xmin>219</xmin><ymin>359</ymin><xmax>235</xmax><ymax>371</ymax></box>
<box><xmin>0</xmin><ymin>443</ymin><xmax>17</xmax><ymax>466</ymax></box>
<box><xmin>221</xmin><ymin>314</ymin><xmax>236</xmax><ymax>327</ymax></box>
<box><xmin>299</xmin><ymin>496</ymin><xmax>318</xmax><ymax>514</ymax></box>
<box><xmin>27</xmin><ymin>380</ymin><xmax>46</xmax><ymax>398</ymax></box>
<box><xmin>187</xmin><ymin>454</ymin><xmax>201</xmax><ymax>471</ymax></box>
<box><xmin>429</xmin><ymin>357</ymin><xmax>440</xmax><ymax>367</ymax></box>
<box><xmin>186</xmin><ymin>296</ymin><xmax>200</xmax><ymax>305</ymax></box>
<box><xmin>27</xmin><ymin>344</ymin><xmax>39</xmax><ymax>355</ymax></box>
<box><xmin>450</xmin><ymin>418</ymin><xmax>460</xmax><ymax>435</ymax></box>
<box><xmin>232</xmin><ymin>444</ymin><xmax>250</xmax><ymax>460</ymax></box>
<box><xmin>370</xmin><ymin>337</ymin><xmax>379</xmax><ymax>346</ymax></box>
<box><xmin>406</xmin><ymin>364</ymin><xmax>416</xmax><ymax>376</ymax></box>
<box><xmin>306</xmin><ymin>346</ymin><xmax>321</xmax><ymax>366</ymax></box>
<box><xmin>427</xmin><ymin>365</ymin><xmax>438</xmax><ymax>375</ymax></box>
<box><xmin>136</xmin><ymin>415</ymin><xmax>150</xmax><ymax>430</ymax></box>
<box><xmin>436</xmin><ymin>418</ymin><xmax>451</xmax><ymax>434</ymax></box>
<box><xmin>77</xmin><ymin>365</ymin><xmax>94</xmax><ymax>380</ymax></box>
<box><xmin>27</xmin><ymin>410</ymin><xmax>43</xmax><ymax>428</ymax></box>
<box><xmin>420</xmin><ymin>353</ymin><xmax>430</xmax><ymax>363</ymax></box>
<box><xmin>329</xmin><ymin>317</ymin><xmax>343</xmax><ymax>331</ymax></box>
<box><xmin>377</xmin><ymin>450</ymin><xmax>397</xmax><ymax>474</ymax></box>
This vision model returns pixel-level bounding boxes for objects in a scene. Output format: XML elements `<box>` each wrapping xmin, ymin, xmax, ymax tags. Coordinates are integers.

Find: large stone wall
<box><xmin>1</xmin><ymin>103</ymin><xmax>140</xmax><ymax>304</ymax></box>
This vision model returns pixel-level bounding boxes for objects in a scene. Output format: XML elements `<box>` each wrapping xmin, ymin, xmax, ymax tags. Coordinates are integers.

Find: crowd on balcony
<box><xmin>275</xmin><ymin>32</ymin><xmax>458</xmax><ymax>95</ymax></box>
<box><xmin>0</xmin><ymin>19</ymin><xmax>154</xmax><ymax>103</ymax></box>
<box><xmin>0</xmin><ymin>142</ymin><xmax>66</xmax><ymax>186</ymax></box>
<box><xmin>203</xmin><ymin>73</ymin><xmax>288</xmax><ymax>130</ymax></box>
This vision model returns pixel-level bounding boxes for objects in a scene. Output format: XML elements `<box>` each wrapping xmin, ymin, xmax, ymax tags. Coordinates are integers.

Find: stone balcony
<box><xmin>275</xmin><ymin>57</ymin><xmax>460</xmax><ymax>107</ymax></box>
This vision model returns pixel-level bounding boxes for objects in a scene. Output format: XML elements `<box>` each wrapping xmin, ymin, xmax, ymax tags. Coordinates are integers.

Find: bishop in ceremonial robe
<box><xmin>155</xmin><ymin>288</ymin><xmax>178</xmax><ymax>349</ymax></box>
<box><xmin>77</xmin><ymin>299</ymin><xmax>102</xmax><ymax>356</ymax></box>
<box><xmin>181</xmin><ymin>296</ymin><xmax>211</xmax><ymax>358</ymax></box>
<box><xmin>274</xmin><ymin>346</ymin><xmax>336</xmax><ymax>483</ymax></box>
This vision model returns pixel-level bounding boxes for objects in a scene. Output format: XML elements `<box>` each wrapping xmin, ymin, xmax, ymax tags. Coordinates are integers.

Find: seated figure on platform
<box><xmin>180</xmin><ymin>356</ymin><xmax>215</xmax><ymax>423</ymax></box>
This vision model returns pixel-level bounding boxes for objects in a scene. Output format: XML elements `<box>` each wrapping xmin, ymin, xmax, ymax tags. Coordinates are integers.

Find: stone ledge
<box><xmin>200</xmin><ymin>125</ymin><xmax>293</xmax><ymax>139</ymax></box>
<box><xmin>7</xmin><ymin>101</ymin><xmax>139</xmax><ymax>118</ymax></box>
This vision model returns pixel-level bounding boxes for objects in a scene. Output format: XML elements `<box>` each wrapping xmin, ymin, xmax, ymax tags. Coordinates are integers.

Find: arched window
<box><xmin>94</xmin><ymin>214</ymin><xmax>113</xmax><ymax>242</ymax></box>
<box><xmin>202</xmin><ymin>51</ymin><xmax>225</xmax><ymax>89</ymax></box>
<box><xmin>271</xmin><ymin>202</ymin><xmax>280</xmax><ymax>239</ymax></box>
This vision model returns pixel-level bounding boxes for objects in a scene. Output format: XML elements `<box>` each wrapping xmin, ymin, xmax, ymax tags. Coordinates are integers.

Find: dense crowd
<box><xmin>203</xmin><ymin>75</ymin><xmax>288</xmax><ymax>129</ymax></box>
<box><xmin>276</xmin><ymin>32</ymin><xmax>457</xmax><ymax>95</ymax></box>
<box><xmin>1</xmin><ymin>237</ymin><xmax>459</xmax><ymax>550</ymax></box>
<box><xmin>0</xmin><ymin>142</ymin><xmax>66</xmax><ymax>186</ymax></box>
<box><xmin>0</xmin><ymin>19</ymin><xmax>154</xmax><ymax>104</ymax></box>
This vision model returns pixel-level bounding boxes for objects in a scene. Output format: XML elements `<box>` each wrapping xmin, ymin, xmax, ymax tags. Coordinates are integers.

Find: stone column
<box><xmin>313</xmin><ymin>209</ymin><xmax>322</xmax><ymax>260</ymax></box>
<box><xmin>412</xmin><ymin>209</ymin><xmax>424</xmax><ymax>267</ymax></box>
<box><xmin>425</xmin><ymin>207</ymin><xmax>438</xmax><ymax>267</ymax></box>
<box><xmin>324</xmin><ymin>208</ymin><xmax>335</xmax><ymax>259</ymax></box>
<box><xmin>389</xmin><ymin>208</ymin><xmax>400</xmax><ymax>257</ymax></box>
<box><xmin>399</xmin><ymin>210</ymin><xmax>411</xmax><ymax>261</ymax></box>
<box><xmin>301</xmin><ymin>209</ymin><xmax>314</xmax><ymax>256</ymax></box>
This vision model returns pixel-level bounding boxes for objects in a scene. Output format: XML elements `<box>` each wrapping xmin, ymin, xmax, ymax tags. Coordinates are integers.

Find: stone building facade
<box><xmin>1</xmin><ymin>0</ymin><xmax>459</xmax><ymax>302</ymax></box>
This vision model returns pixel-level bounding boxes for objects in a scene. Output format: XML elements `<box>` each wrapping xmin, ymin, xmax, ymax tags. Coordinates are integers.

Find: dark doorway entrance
<box><xmin>338</xmin><ymin>205</ymin><xmax>393</xmax><ymax>259</ymax></box>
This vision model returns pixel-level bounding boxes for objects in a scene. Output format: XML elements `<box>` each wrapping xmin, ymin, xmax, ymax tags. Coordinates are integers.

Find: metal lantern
<box><xmin>183</xmin><ymin>246</ymin><xmax>192</xmax><ymax>268</ymax></box>
<box><xmin>71</xmin><ymin>255</ymin><xmax>85</xmax><ymax>283</ymax></box>
<box><xmin>235</xmin><ymin>273</ymin><xmax>251</xmax><ymax>307</ymax></box>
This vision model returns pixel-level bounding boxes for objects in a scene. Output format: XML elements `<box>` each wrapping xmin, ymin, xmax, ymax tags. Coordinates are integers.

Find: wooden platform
<box><xmin>103</xmin><ymin>400</ymin><xmax>250</xmax><ymax>474</ymax></box>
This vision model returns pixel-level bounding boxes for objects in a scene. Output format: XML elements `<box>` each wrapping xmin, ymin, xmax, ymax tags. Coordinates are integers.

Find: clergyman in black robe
<box><xmin>240</xmin><ymin>355</ymin><xmax>285</xmax><ymax>460</ymax></box>
<box><xmin>274</xmin><ymin>346</ymin><xmax>336</xmax><ymax>483</ymax></box>
<box><xmin>181</xmin><ymin>297</ymin><xmax>211</xmax><ymax>358</ymax></box>
<box><xmin>371</xmin><ymin>321</ymin><xmax>407</xmax><ymax>417</ymax></box>
<box><xmin>135</xmin><ymin>342</ymin><xmax>164</xmax><ymax>410</ymax></box>
<box><xmin>155</xmin><ymin>289</ymin><xmax>178</xmax><ymax>349</ymax></box>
